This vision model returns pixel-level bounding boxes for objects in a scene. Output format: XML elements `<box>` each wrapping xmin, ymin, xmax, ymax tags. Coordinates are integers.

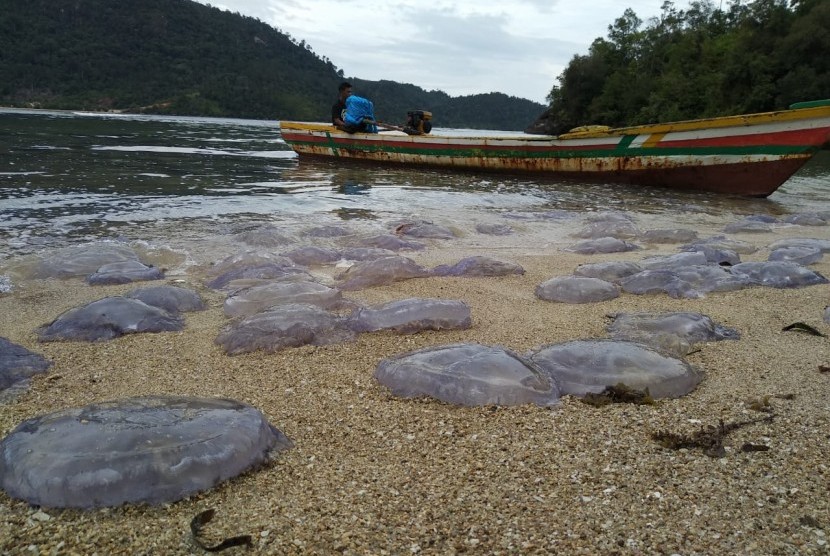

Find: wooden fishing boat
<box><xmin>280</xmin><ymin>100</ymin><xmax>830</xmax><ymax>197</ymax></box>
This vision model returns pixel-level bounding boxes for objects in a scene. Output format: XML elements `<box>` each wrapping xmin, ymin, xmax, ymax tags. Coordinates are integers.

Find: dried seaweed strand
<box><xmin>190</xmin><ymin>509</ymin><xmax>253</xmax><ymax>552</ymax></box>
<box><xmin>741</xmin><ymin>443</ymin><xmax>770</xmax><ymax>452</ymax></box>
<box><xmin>781</xmin><ymin>322</ymin><xmax>826</xmax><ymax>337</ymax></box>
<box><xmin>652</xmin><ymin>414</ymin><xmax>774</xmax><ymax>458</ymax></box>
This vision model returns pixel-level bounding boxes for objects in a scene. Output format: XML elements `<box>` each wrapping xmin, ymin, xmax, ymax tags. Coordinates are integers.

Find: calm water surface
<box><xmin>2</xmin><ymin>108</ymin><xmax>829</xmax><ymax>262</ymax></box>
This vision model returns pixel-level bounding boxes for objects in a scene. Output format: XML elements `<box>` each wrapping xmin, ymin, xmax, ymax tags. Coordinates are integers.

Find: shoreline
<box><xmin>2</xmin><ymin>217</ymin><xmax>830</xmax><ymax>554</ymax></box>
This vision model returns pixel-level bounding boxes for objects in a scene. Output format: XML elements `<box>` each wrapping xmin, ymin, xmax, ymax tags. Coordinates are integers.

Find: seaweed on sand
<box><xmin>190</xmin><ymin>509</ymin><xmax>252</xmax><ymax>552</ymax></box>
<box><xmin>781</xmin><ymin>322</ymin><xmax>826</xmax><ymax>337</ymax></box>
<box><xmin>652</xmin><ymin>415</ymin><xmax>774</xmax><ymax>458</ymax></box>
<box><xmin>581</xmin><ymin>383</ymin><xmax>655</xmax><ymax>407</ymax></box>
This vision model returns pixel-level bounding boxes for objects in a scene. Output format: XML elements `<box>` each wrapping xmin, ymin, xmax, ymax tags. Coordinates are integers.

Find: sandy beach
<box><xmin>1</xmin><ymin>213</ymin><xmax>830</xmax><ymax>555</ymax></box>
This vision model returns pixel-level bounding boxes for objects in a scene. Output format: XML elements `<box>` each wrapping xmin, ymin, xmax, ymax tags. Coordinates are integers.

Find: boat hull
<box><xmin>280</xmin><ymin>103</ymin><xmax>830</xmax><ymax>197</ymax></box>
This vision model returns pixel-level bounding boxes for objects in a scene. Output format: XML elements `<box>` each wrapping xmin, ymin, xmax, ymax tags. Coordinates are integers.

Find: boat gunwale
<box><xmin>280</xmin><ymin>120</ymin><xmax>830</xmax><ymax>157</ymax></box>
<box><xmin>279</xmin><ymin>101</ymin><xmax>830</xmax><ymax>142</ymax></box>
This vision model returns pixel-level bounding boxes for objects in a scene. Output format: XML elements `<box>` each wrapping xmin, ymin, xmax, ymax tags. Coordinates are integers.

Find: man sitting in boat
<box><xmin>331</xmin><ymin>81</ymin><xmax>352</xmax><ymax>130</ymax></box>
<box><xmin>331</xmin><ymin>82</ymin><xmax>378</xmax><ymax>133</ymax></box>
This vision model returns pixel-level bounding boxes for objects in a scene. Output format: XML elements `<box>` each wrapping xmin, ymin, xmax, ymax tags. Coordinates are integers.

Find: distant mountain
<box><xmin>0</xmin><ymin>0</ymin><xmax>544</xmax><ymax>130</ymax></box>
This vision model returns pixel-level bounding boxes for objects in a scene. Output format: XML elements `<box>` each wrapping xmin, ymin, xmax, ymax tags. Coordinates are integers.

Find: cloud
<box><xmin>339</xmin><ymin>6</ymin><xmax>578</xmax><ymax>99</ymax></box>
<box><xmin>196</xmin><ymin>0</ymin><xmax>665</xmax><ymax>103</ymax></box>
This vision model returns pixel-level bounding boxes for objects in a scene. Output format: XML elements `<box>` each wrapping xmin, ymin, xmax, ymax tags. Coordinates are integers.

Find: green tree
<box><xmin>531</xmin><ymin>0</ymin><xmax>829</xmax><ymax>134</ymax></box>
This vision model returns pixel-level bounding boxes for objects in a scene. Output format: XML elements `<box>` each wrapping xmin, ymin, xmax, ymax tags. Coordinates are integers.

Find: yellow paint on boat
<box><xmin>280</xmin><ymin>122</ymin><xmax>332</xmax><ymax>132</ymax></box>
<box><xmin>642</xmin><ymin>132</ymin><xmax>667</xmax><ymax>148</ymax></box>
<box><xmin>558</xmin><ymin>102</ymin><xmax>830</xmax><ymax>139</ymax></box>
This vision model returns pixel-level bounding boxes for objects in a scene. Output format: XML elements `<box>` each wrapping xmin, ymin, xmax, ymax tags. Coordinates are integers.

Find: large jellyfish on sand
<box><xmin>607</xmin><ymin>312</ymin><xmax>739</xmax><ymax>357</ymax></box>
<box><xmin>529</xmin><ymin>339</ymin><xmax>702</xmax><ymax>399</ymax></box>
<box><xmin>535</xmin><ymin>276</ymin><xmax>619</xmax><ymax>304</ymax></box>
<box><xmin>348</xmin><ymin>298</ymin><xmax>471</xmax><ymax>334</ymax></box>
<box><xmin>0</xmin><ymin>396</ymin><xmax>292</xmax><ymax>508</ymax></box>
<box><xmin>37</xmin><ymin>297</ymin><xmax>184</xmax><ymax>342</ymax></box>
<box><xmin>216</xmin><ymin>304</ymin><xmax>354</xmax><ymax>355</ymax></box>
<box><xmin>0</xmin><ymin>337</ymin><xmax>51</xmax><ymax>394</ymax></box>
<box><xmin>375</xmin><ymin>343</ymin><xmax>560</xmax><ymax>407</ymax></box>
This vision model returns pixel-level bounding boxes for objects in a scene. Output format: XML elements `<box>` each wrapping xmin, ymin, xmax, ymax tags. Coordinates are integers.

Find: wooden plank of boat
<box><xmin>279</xmin><ymin>100</ymin><xmax>830</xmax><ymax>197</ymax></box>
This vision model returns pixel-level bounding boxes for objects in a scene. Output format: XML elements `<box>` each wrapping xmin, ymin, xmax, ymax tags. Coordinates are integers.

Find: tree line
<box><xmin>534</xmin><ymin>0</ymin><xmax>830</xmax><ymax>134</ymax></box>
<box><xmin>0</xmin><ymin>0</ymin><xmax>543</xmax><ymax>130</ymax></box>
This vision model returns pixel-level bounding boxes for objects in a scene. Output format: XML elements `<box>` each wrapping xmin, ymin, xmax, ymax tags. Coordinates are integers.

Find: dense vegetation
<box><xmin>535</xmin><ymin>0</ymin><xmax>830</xmax><ymax>134</ymax></box>
<box><xmin>0</xmin><ymin>0</ymin><xmax>543</xmax><ymax>130</ymax></box>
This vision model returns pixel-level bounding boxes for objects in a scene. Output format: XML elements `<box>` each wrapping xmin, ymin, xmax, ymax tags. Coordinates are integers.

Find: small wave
<box><xmin>92</xmin><ymin>145</ymin><xmax>230</xmax><ymax>155</ymax></box>
<box><xmin>73</xmin><ymin>111</ymin><xmax>132</xmax><ymax>117</ymax></box>
<box><xmin>91</xmin><ymin>145</ymin><xmax>294</xmax><ymax>159</ymax></box>
<box><xmin>245</xmin><ymin>151</ymin><xmax>297</xmax><ymax>159</ymax></box>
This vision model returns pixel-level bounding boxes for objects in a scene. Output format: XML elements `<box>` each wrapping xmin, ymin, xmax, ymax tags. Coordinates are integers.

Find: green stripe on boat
<box><xmin>615</xmin><ymin>135</ymin><xmax>637</xmax><ymax>152</ymax></box>
<box><xmin>789</xmin><ymin>99</ymin><xmax>830</xmax><ymax>110</ymax></box>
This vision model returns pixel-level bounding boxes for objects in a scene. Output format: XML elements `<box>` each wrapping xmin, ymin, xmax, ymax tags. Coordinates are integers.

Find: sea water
<box><xmin>1</xmin><ymin>108</ymin><xmax>829</xmax><ymax>266</ymax></box>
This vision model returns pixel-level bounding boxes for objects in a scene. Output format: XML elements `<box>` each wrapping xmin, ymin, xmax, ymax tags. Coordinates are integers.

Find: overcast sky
<box><xmin>197</xmin><ymin>0</ymin><xmax>668</xmax><ymax>104</ymax></box>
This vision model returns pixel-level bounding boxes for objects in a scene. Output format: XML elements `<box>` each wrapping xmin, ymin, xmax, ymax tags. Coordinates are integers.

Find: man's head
<box><xmin>338</xmin><ymin>81</ymin><xmax>352</xmax><ymax>100</ymax></box>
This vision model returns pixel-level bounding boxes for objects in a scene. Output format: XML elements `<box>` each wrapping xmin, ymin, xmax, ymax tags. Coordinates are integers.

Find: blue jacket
<box><xmin>343</xmin><ymin>96</ymin><xmax>378</xmax><ymax>132</ymax></box>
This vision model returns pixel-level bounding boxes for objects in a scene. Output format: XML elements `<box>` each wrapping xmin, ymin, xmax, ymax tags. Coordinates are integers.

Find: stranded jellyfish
<box><xmin>0</xmin><ymin>396</ymin><xmax>292</xmax><ymax>508</ymax></box>
<box><xmin>375</xmin><ymin>343</ymin><xmax>560</xmax><ymax>407</ymax></box>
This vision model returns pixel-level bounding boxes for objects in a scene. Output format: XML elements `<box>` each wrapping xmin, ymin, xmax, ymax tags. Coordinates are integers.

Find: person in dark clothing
<box><xmin>331</xmin><ymin>82</ymin><xmax>352</xmax><ymax>130</ymax></box>
<box><xmin>331</xmin><ymin>81</ymin><xmax>377</xmax><ymax>133</ymax></box>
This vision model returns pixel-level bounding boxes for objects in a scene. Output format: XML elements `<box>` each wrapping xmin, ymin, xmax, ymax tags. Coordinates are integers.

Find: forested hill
<box><xmin>0</xmin><ymin>0</ymin><xmax>544</xmax><ymax>130</ymax></box>
<box><xmin>532</xmin><ymin>0</ymin><xmax>830</xmax><ymax>134</ymax></box>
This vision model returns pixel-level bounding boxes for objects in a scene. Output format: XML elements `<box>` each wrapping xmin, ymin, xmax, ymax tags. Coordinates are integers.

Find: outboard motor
<box><xmin>404</xmin><ymin>110</ymin><xmax>432</xmax><ymax>135</ymax></box>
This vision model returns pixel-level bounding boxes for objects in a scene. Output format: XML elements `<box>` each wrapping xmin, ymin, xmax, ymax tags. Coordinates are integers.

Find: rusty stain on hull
<box><xmin>293</xmin><ymin>149</ymin><xmax>810</xmax><ymax>197</ymax></box>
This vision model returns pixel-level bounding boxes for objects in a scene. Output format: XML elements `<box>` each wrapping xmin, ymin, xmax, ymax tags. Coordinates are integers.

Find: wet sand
<box><xmin>1</xmin><ymin>215</ymin><xmax>830</xmax><ymax>555</ymax></box>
